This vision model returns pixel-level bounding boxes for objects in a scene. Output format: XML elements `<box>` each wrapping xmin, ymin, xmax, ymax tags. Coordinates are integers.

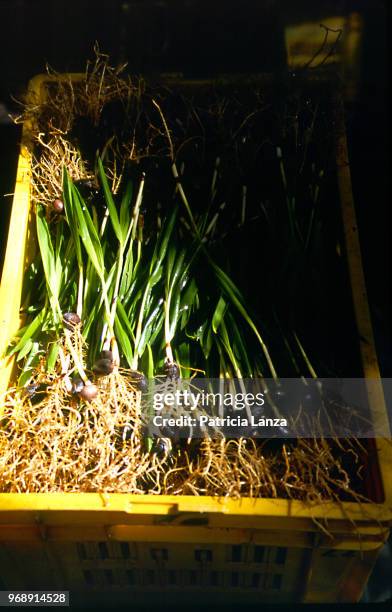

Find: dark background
<box><xmin>0</xmin><ymin>0</ymin><xmax>389</xmax><ymax>606</ymax></box>
<box><xmin>0</xmin><ymin>0</ymin><xmax>389</xmax><ymax>376</ymax></box>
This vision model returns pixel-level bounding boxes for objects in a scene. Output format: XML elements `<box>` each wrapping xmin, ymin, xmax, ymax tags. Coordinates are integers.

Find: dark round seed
<box><xmin>164</xmin><ymin>361</ymin><xmax>180</xmax><ymax>381</ymax></box>
<box><xmin>63</xmin><ymin>312</ymin><xmax>81</xmax><ymax>331</ymax></box>
<box><xmin>71</xmin><ymin>376</ymin><xmax>84</xmax><ymax>394</ymax></box>
<box><xmin>24</xmin><ymin>383</ymin><xmax>48</xmax><ymax>404</ymax></box>
<box><xmin>52</xmin><ymin>198</ymin><xmax>64</xmax><ymax>213</ymax></box>
<box><xmin>78</xmin><ymin>383</ymin><xmax>98</xmax><ymax>402</ymax></box>
<box><xmin>93</xmin><ymin>358</ymin><xmax>114</xmax><ymax>376</ymax></box>
<box><xmin>153</xmin><ymin>437</ymin><xmax>171</xmax><ymax>456</ymax></box>
<box><xmin>25</xmin><ymin>384</ymin><xmax>38</xmax><ymax>397</ymax></box>
<box><xmin>128</xmin><ymin>370</ymin><xmax>148</xmax><ymax>391</ymax></box>
<box><xmin>135</xmin><ymin>373</ymin><xmax>148</xmax><ymax>392</ymax></box>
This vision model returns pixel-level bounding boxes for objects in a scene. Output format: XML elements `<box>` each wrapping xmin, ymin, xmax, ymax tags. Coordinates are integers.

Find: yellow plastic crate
<box><xmin>284</xmin><ymin>11</ymin><xmax>363</xmax><ymax>101</ymax></box>
<box><xmin>0</xmin><ymin>74</ymin><xmax>391</xmax><ymax>605</ymax></box>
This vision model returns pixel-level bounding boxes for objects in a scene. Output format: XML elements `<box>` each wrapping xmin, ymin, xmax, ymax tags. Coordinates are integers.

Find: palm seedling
<box><xmin>1</xmin><ymin>58</ymin><xmax>365</xmax><ymax>502</ymax></box>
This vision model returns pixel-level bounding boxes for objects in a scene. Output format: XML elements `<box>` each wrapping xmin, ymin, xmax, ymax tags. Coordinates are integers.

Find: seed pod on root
<box><xmin>93</xmin><ymin>358</ymin><xmax>114</xmax><ymax>376</ymax></box>
<box><xmin>71</xmin><ymin>376</ymin><xmax>84</xmax><ymax>394</ymax></box>
<box><xmin>130</xmin><ymin>371</ymin><xmax>148</xmax><ymax>392</ymax></box>
<box><xmin>23</xmin><ymin>383</ymin><xmax>48</xmax><ymax>405</ymax></box>
<box><xmin>163</xmin><ymin>360</ymin><xmax>180</xmax><ymax>381</ymax></box>
<box><xmin>136</xmin><ymin>374</ymin><xmax>148</xmax><ymax>392</ymax></box>
<box><xmin>152</xmin><ymin>437</ymin><xmax>172</xmax><ymax>457</ymax></box>
<box><xmin>78</xmin><ymin>382</ymin><xmax>98</xmax><ymax>402</ymax></box>
<box><xmin>52</xmin><ymin>198</ymin><xmax>64</xmax><ymax>214</ymax></box>
<box><xmin>63</xmin><ymin>312</ymin><xmax>81</xmax><ymax>331</ymax></box>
